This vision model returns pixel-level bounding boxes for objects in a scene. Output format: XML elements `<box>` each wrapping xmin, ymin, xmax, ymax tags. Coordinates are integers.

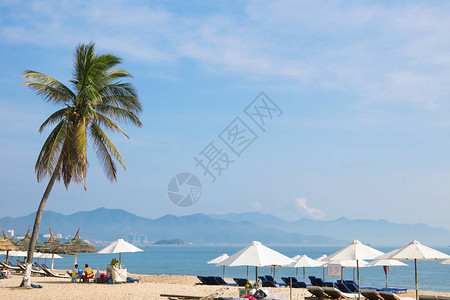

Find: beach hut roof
<box><xmin>15</xmin><ymin>226</ymin><xmax>40</xmax><ymax>251</ymax></box>
<box><xmin>36</xmin><ymin>228</ymin><xmax>64</xmax><ymax>254</ymax></box>
<box><xmin>0</xmin><ymin>237</ymin><xmax>19</xmax><ymax>251</ymax></box>
<box><xmin>53</xmin><ymin>228</ymin><xmax>97</xmax><ymax>254</ymax></box>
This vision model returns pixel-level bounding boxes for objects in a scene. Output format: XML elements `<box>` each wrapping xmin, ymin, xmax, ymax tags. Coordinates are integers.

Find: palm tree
<box><xmin>20</xmin><ymin>43</ymin><xmax>142</xmax><ymax>287</ymax></box>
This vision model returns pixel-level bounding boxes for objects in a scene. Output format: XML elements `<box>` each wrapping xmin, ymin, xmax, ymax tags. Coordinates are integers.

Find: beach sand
<box><xmin>0</xmin><ymin>272</ymin><xmax>449</xmax><ymax>300</ymax></box>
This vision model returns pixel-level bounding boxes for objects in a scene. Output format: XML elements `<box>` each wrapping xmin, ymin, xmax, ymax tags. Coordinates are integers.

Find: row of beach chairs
<box><xmin>307</xmin><ymin>286</ymin><xmax>410</xmax><ymax>300</ymax></box>
<box><xmin>0</xmin><ymin>261</ymin><xmax>69</xmax><ymax>278</ymax></box>
<box><xmin>197</xmin><ymin>274</ymin><xmax>410</xmax><ymax>296</ymax></box>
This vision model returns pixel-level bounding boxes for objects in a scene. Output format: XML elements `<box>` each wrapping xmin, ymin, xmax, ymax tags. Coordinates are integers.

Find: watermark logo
<box><xmin>167</xmin><ymin>173</ymin><xmax>202</xmax><ymax>207</ymax></box>
<box><xmin>167</xmin><ymin>92</ymin><xmax>283</xmax><ymax>207</ymax></box>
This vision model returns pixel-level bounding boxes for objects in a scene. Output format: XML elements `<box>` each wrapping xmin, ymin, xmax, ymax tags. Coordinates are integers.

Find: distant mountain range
<box><xmin>0</xmin><ymin>208</ymin><xmax>448</xmax><ymax>246</ymax></box>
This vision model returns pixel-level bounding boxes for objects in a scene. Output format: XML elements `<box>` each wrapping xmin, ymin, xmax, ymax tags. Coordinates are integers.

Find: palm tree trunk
<box><xmin>20</xmin><ymin>159</ymin><xmax>61</xmax><ymax>287</ymax></box>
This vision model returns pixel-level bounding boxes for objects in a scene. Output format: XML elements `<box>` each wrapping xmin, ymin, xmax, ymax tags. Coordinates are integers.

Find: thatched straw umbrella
<box><xmin>0</xmin><ymin>235</ymin><xmax>19</xmax><ymax>263</ymax></box>
<box><xmin>36</xmin><ymin>228</ymin><xmax>64</xmax><ymax>270</ymax></box>
<box><xmin>15</xmin><ymin>226</ymin><xmax>41</xmax><ymax>251</ymax></box>
<box><xmin>53</xmin><ymin>228</ymin><xmax>97</xmax><ymax>265</ymax></box>
<box><xmin>1</xmin><ymin>228</ymin><xmax>16</xmax><ymax>244</ymax></box>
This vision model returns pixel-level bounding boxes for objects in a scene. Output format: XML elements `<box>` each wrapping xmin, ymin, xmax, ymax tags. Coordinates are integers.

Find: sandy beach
<box><xmin>1</xmin><ymin>272</ymin><xmax>449</xmax><ymax>300</ymax></box>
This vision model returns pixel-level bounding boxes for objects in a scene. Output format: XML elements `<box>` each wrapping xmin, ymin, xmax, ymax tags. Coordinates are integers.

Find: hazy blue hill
<box><xmin>0</xmin><ymin>208</ymin><xmax>341</xmax><ymax>244</ymax></box>
<box><xmin>1</xmin><ymin>208</ymin><xmax>447</xmax><ymax>245</ymax></box>
<box><xmin>209</xmin><ymin>212</ymin><xmax>450</xmax><ymax>246</ymax></box>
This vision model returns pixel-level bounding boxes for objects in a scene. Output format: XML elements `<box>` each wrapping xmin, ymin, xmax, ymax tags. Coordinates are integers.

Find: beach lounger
<box><xmin>262</xmin><ymin>280</ymin><xmax>277</xmax><ymax>287</ymax></box>
<box><xmin>309</xmin><ymin>276</ymin><xmax>323</xmax><ymax>286</ymax></box>
<box><xmin>17</xmin><ymin>261</ymin><xmax>46</xmax><ymax>276</ymax></box>
<box><xmin>322</xmin><ymin>287</ymin><xmax>359</xmax><ymax>299</ymax></box>
<box><xmin>306</xmin><ymin>286</ymin><xmax>332</xmax><ymax>300</ymax></box>
<box><xmin>214</xmin><ymin>277</ymin><xmax>236</xmax><ymax>286</ymax></box>
<box><xmin>233</xmin><ymin>278</ymin><xmax>248</xmax><ymax>286</ymax></box>
<box><xmin>265</xmin><ymin>275</ymin><xmax>286</xmax><ymax>287</ymax></box>
<box><xmin>281</xmin><ymin>277</ymin><xmax>308</xmax><ymax>288</ymax></box>
<box><xmin>0</xmin><ymin>261</ymin><xmax>21</xmax><ymax>272</ymax></box>
<box><xmin>310</xmin><ymin>276</ymin><xmax>333</xmax><ymax>287</ymax></box>
<box><xmin>362</xmin><ymin>289</ymin><xmax>384</xmax><ymax>300</ymax></box>
<box><xmin>197</xmin><ymin>276</ymin><xmax>218</xmax><ymax>285</ymax></box>
<box><xmin>378</xmin><ymin>291</ymin><xmax>414</xmax><ymax>300</ymax></box>
<box><xmin>343</xmin><ymin>280</ymin><xmax>377</xmax><ymax>292</ymax></box>
<box><xmin>335</xmin><ymin>282</ymin><xmax>353</xmax><ymax>293</ymax></box>
<box><xmin>41</xmin><ymin>264</ymin><xmax>69</xmax><ymax>278</ymax></box>
<box><xmin>437</xmin><ymin>297</ymin><xmax>450</xmax><ymax>300</ymax></box>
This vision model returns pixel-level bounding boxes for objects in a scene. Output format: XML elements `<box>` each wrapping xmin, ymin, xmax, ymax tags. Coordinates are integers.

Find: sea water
<box><xmin>5</xmin><ymin>245</ymin><xmax>450</xmax><ymax>292</ymax></box>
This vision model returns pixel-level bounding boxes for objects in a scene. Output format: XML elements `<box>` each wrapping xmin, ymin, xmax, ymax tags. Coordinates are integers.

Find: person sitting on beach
<box><xmin>71</xmin><ymin>264</ymin><xmax>82</xmax><ymax>282</ymax></box>
<box><xmin>83</xmin><ymin>264</ymin><xmax>94</xmax><ymax>283</ymax></box>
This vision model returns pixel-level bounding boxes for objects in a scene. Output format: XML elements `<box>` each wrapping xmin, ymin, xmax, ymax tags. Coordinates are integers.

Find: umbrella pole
<box><xmin>323</xmin><ymin>267</ymin><xmax>325</xmax><ymax>281</ymax></box>
<box><xmin>353</xmin><ymin>268</ymin><xmax>355</xmax><ymax>282</ymax></box>
<box><xmin>415</xmin><ymin>259</ymin><xmax>418</xmax><ymax>300</ymax></box>
<box><xmin>51</xmin><ymin>253</ymin><xmax>55</xmax><ymax>270</ymax></box>
<box><xmin>247</xmin><ymin>266</ymin><xmax>249</xmax><ymax>280</ymax></box>
<box><xmin>256</xmin><ymin>266</ymin><xmax>258</xmax><ymax>288</ymax></box>
<box><xmin>341</xmin><ymin>267</ymin><xmax>343</xmax><ymax>283</ymax></box>
<box><xmin>74</xmin><ymin>253</ymin><xmax>77</xmax><ymax>265</ymax></box>
<box><xmin>303</xmin><ymin>267</ymin><xmax>306</xmax><ymax>282</ymax></box>
<box><xmin>223</xmin><ymin>265</ymin><xmax>225</xmax><ymax>278</ymax></box>
<box><xmin>357</xmin><ymin>259</ymin><xmax>361</xmax><ymax>300</ymax></box>
<box><xmin>274</xmin><ymin>266</ymin><xmax>276</xmax><ymax>280</ymax></box>
<box><xmin>5</xmin><ymin>251</ymin><xmax>9</xmax><ymax>264</ymax></box>
<box><xmin>290</xmin><ymin>277</ymin><xmax>293</xmax><ymax>300</ymax></box>
<box><xmin>119</xmin><ymin>252</ymin><xmax>122</xmax><ymax>268</ymax></box>
<box><xmin>386</xmin><ymin>268</ymin><xmax>388</xmax><ymax>289</ymax></box>
<box><xmin>296</xmin><ymin>267</ymin><xmax>298</xmax><ymax>280</ymax></box>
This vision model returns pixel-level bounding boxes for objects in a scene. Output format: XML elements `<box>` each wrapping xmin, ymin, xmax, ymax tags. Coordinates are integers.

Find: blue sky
<box><xmin>1</xmin><ymin>0</ymin><xmax>450</xmax><ymax>231</ymax></box>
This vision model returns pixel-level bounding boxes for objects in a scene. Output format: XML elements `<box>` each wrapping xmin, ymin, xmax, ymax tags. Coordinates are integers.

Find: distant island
<box><xmin>154</xmin><ymin>239</ymin><xmax>188</xmax><ymax>245</ymax></box>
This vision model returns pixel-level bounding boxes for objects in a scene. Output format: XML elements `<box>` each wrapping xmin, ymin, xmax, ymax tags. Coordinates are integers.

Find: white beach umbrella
<box><xmin>291</xmin><ymin>255</ymin><xmax>301</xmax><ymax>261</ymax></box>
<box><xmin>98</xmin><ymin>238</ymin><xmax>143</xmax><ymax>266</ymax></box>
<box><xmin>36</xmin><ymin>253</ymin><xmax>62</xmax><ymax>259</ymax></box>
<box><xmin>376</xmin><ymin>240</ymin><xmax>450</xmax><ymax>300</ymax></box>
<box><xmin>440</xmin><ymin>258</ymin><xmax>450</xmax><ymax>265</ymax></box>
<box><xmin>289</xmin><ymin>254</ymin><xmax>322</xmax><ymax>282</ymax></box>
<box><xmin>218</xmin><ymin>241</ymin><xmax>294</xmax><ymax>285</ymax></box>
<box><xmin>366</xmin><ymin>259</ymin><xmax>407</xmax><ymax>288</ymax></box>
<box><xmin>323</xmin><ymin>240</ymin><xmax>384</xmax><ymax>300</ymax></box>
<box><xmin>208</xmin><ymin>253</ymin><xmax>229</xmax><ymax>278</ymax></box>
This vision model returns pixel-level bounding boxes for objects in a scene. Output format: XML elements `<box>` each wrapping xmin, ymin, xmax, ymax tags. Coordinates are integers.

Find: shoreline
<box><xmin>1</xmin><ymin>271</ymin><xmax>449</xmax><ymax>300</ymax></box>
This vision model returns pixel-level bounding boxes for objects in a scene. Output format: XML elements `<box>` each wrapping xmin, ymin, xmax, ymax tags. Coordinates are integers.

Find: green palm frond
<box><xmin>35</xmin><ymin>121</ymin><xmax>67</xmax><ymax>181</ymax></box>
<box><xmin>99</xmin><ymin>82</ymin><xmax>142</xmax><ymax>112</ymax></box>
<box><xmin>90</xmin><ymin>122</ymin><xmax>126</xmax><ymax>182</ymax></box>
<box><xmin>23</xmin><ymin>71</ymin><xmax>75</xmax><ymax>104</ymax></box>
<box><xmin>93</xmin><ymin>112</ymin><xmax>129</xmax><ymax>138</ymax></box>
<box><xmin>95</xmin><ymin>104</ymin><xmax>142</xmax><ymax>127</ymax></box>
<box><xmin>39</xmin><ymin>108</ymin><xmax>69</xmax><ymax>133</ymax></box>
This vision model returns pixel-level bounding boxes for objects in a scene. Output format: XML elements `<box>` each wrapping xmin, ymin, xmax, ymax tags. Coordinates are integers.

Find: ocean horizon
<box><xmin>5</xmin><ymin>245</ymin><xmax>448</xmax><ymax>292</ymax></box>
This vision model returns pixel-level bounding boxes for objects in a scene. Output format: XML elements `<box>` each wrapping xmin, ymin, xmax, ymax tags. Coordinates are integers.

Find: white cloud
<box><xmin>295</xmin><ymin>198</ymin><xmax>325</xmax><ymax>219</ymax></box>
